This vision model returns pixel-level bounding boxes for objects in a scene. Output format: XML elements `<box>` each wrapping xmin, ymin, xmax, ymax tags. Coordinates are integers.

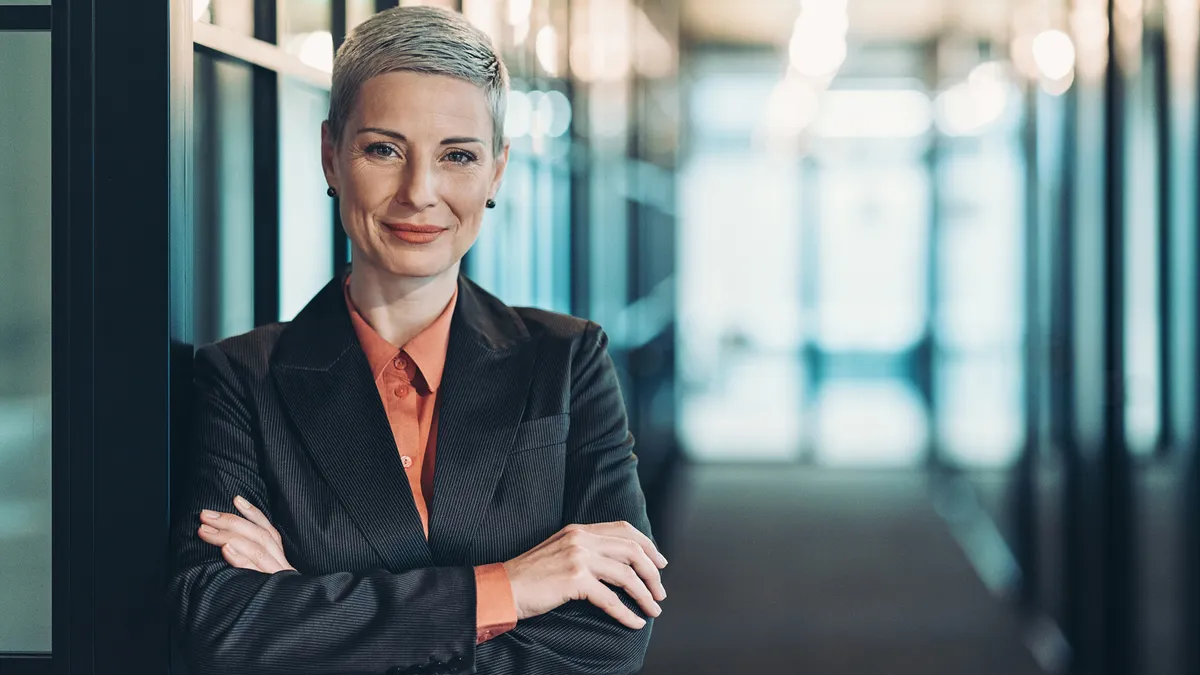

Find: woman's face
<box><xmin>322</xmin><ymin>71</ymin><xmax>507</xmax><ymax>281</ymax></box>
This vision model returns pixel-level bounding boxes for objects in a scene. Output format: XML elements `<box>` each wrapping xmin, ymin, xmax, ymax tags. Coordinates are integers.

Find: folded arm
<box><xmin>168</xmin><ymin>345</ymin><xmax>477</xmax><ymax>675</ymax></box>
<box><xmin>474</xmin><ymin>323</ymin><xmax>659</xmax><ymax>674</ymax></box>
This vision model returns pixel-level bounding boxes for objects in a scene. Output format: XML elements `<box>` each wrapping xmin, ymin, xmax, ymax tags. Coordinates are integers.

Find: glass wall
<box><xmin>0</xmin><ymin>30</ymin><xmax>53</xmax><ymax>654</ymax></box>
<box><xmin>278</xmin><ymin>76</ymin><xmax>334</xmax><ymax>321</ymax></box>
<box><xmin>194</xmin><ymin>53</ymin><xmax>256</xmax><ymax>346</ymax></box>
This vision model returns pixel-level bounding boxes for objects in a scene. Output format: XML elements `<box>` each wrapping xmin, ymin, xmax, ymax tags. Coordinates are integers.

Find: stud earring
<box><xmin>327</xmin><ymin>186</ymin><xmax>337</xmax><ymax>198</ymax></box>
<box><xmin>486</xmin><ymin>198</ymin><xmax>496</xmax><ymax>209</ymax></box>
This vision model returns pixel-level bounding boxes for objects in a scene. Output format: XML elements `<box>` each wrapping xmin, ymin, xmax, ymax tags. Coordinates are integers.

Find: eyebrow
<box><xmin>356</xmin><ymin>128</ymin><xmax>485</xmax><ymax>146</ymax></box>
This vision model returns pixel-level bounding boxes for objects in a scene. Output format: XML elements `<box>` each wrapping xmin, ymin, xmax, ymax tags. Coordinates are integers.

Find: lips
<box><xmin>383</xmin><ymin>223</ymin><xmax>444</xmax><ymax>234</ymax></box>
<box><xmin>383</xmin><ymin>222</ymin><xmax>446</xmax><ymax>244</ymax></box>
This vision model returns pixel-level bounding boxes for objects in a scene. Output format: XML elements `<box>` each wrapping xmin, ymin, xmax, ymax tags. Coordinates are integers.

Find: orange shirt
<box><xmin>344</xmin><ymin>277</ymin><xmax>517</xmax><ymax>644</ymax></box>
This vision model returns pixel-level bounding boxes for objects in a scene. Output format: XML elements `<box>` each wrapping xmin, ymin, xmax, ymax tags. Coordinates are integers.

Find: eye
<box><xmin>365</xmin><ymin>142</ymin><xmax>399</xmax><ymax>158</ymax></box>
<box><xmin>444</xmin><ymin>149</ymin><xmax>478</xmax><ymax>165</ymax></box>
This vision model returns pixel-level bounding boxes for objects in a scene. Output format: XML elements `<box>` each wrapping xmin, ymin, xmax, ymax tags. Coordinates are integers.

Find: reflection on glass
<box><xmin>195</xmin><ymin>0</ymin><xmax>254</xmax><ymax>37</ymax></box>
<box><xmin>938</xmin><ymin>356</ymin><xmax>1023</xmax><ymax>466</ymax></box>
<box><xmin>0</xmin><ymin>31</ymin><xmax>52</xmax><ymax>653</ymax></box>
<box><xmin>815</xmin><ymin>162</ymin><xmax>929</xmax><ymax>352</ymax></box>
<box><xmin>1166</xmin><ymin>0</ymin><xmax>1199</xmax><ymax>447</ymax></box>
<box><xmin>279</xmin><ymin>77</ymin><xmax>334</xmax><ymax>321</ymax></box>
<box><xmin>935</xmin><ymin>126</ymin><xmax>1025</xmax><ymax>467</ymax></box>
<box><xmin>194</xmin><ymin>53</ymin><xmax>256</xmax><ymax>345</ymax></box>
<box><xmin>812</xmin><ymin>380</ymin><xmax>929</xmax><ymax>466</ymax></box>
<box><xmin>677</xmin><ymin>60</ymin><xmax>806</xmax><ymax>461</ymax></box>
<box><xmin>347</xmin><ymin>0</ymin><xmax>375</xmax><ymax>33</ymax></box>
<box><xmin>280</xmin><ymin>0</ymin><xmax>333</xmax><ymax>72</ymax></box>
<box><xmin>1124</xmin><ymin>52</ymin><xmax>1162</xmax><ymax>455</ymax></box>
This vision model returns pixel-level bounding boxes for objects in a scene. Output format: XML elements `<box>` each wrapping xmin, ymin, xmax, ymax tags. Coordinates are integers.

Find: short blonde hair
<box><xmin>328</xmin><ymin>5</ymin><xmax>509</xmax><ymax>154</ymax></box>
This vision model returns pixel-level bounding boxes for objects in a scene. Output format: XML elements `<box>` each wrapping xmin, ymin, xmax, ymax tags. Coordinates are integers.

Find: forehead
<box><xmin>351</xmin><ymin>71</ymin><xmax>492</xmax><ymax>137</ymax></box>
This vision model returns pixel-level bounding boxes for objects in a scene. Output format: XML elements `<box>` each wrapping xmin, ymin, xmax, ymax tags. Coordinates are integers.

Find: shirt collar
<box><xmin>343</xmin><ymin>276</ymin><xmax>458</xmax><ymax>393</ymax></box>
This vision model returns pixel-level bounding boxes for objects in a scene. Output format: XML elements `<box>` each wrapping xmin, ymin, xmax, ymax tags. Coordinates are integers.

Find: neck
<box><xmin>347</xmin><ymin>256</ymin><xmax>459</xmax><ymax>348</ymax></box>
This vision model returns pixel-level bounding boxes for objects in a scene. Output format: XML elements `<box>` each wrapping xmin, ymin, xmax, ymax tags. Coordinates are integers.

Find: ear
<box><xmin>321</xmin><ymin>120</ymin><xmax>339</xmax><ymax>191</ymax></box>
<box><xmin>489</xmin><ymin>140</ymin><xmax>510</xmax><ymax>200</ymax></box>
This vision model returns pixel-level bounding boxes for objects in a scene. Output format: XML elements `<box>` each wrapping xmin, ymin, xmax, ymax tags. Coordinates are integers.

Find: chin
<box><xmin>379</xmin><ymin>250</ymin><xmax>458</xmax><ymax>280</ymax></box>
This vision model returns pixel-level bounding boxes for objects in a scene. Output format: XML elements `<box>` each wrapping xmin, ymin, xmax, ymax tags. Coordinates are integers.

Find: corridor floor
<box><xmin>640</xmin><ymin>465</ymin><xmax>1045</xmax><ymax>675</ymax></box>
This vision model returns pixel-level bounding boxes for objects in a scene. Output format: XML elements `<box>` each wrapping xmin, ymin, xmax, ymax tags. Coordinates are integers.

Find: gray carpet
<box><xmin>640</xmin><ymin>465</ymin><xmax>1045</xmax><ymax>675</ymax></box>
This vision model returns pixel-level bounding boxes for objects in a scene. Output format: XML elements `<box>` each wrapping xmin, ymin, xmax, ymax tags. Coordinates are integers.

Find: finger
<box><xmin>221</xmin><ymin>542</ymin><xmax>268</xmax><ymax>573</ymax></box>
<box><xmin>201</xmin><ymin>511</ymin><xmax>291</xmax><ymax>570</ymax></box>
<box><xmin>233</xmin><ymin>496</ymin><xmax>282</xmax><ymax>547</ymax></box>
<box><xmin>585</xmin><ymin>522</ymin><xmax>666</xmax><ymax>568</ymax></box>
<box><xmin>222</xmin><ymin>539</ymin><xmax>286</xmax><ymax>574</ymax></box>
<box><xmin>590</xmin><ymin>556</ymin><xmax>662</xmax><ymax>619</ymax></box>
<box><xmin>198</xmin><ymin>523</ymin><xmax>236</xmax><ymax>547</ymax></box>
<box><xmin>582</xmin><ymin>578</ymin><xmax>648</xmax><ymax>630</ymax></box>
<box><xmin>594</xmin><ymin>535</ymin><xmax>666</xmax><ymax>601</ymax></box>
<box><xmin>201</xmin><ymin>511</ymin><xmax>283</xmax><ymax>558</ymax></box>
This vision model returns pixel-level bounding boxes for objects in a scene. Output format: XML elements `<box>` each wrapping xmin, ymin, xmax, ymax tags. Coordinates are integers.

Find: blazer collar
<box><xmin>269</xmin><ymin>266</ymin><xmax>537</xmax><ymax>570</ymax></box>
<box><xmin>272</xmin><ymin>265</ymin><xmax>531</xmax><ymax>372</ymax></box>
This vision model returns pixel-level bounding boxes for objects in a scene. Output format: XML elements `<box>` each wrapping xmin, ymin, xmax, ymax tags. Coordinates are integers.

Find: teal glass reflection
<box><xmin>0</xmin><ymin>31</ymin><xmax>53</xmax><ymax>653</ymax></box>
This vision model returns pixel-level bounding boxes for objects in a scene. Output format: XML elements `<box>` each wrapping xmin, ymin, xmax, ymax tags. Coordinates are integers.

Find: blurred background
<box><xmin>3</xmin><ymin>0</ymin><xmax>1200</xmax><ymax>673</ymax></box>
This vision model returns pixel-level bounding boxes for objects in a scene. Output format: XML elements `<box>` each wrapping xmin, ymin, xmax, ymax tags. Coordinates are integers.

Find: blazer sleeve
<box><xmin>473</xmin><ymin>323</ymin><xmax>655</xmax><ymax>675</ymax></box>
<box><xmin>167</xmin><ymin>344</ymin><xmax>478</xmax><ymax>675</ymax></box>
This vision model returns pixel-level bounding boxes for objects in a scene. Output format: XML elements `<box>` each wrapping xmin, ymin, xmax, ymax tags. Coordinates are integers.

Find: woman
<box><xmin>167</xmin><ymin>7</ymin><xmax>665</xmax><ymax>675</ymax></box>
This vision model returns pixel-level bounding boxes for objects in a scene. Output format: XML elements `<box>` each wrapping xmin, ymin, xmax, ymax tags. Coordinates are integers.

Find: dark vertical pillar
<box><xmin>331</xmin><ymin>0</ymin><xmax>349</xmax><ymax>274</ymax></box>
<box><xmin>90</xmin><ymin>0</ymin><xmax>189</xmax><ymax>672</ymax></box>
<box><xmin>58</xmin><ymin>0</ymin><xmax>97</xmax><ymax>671</ymax></box>
<box><xmin>1055</xmin><ymin>82</ymin><xmax>1085</xmax><ymax>662</ymax></box>
<box><xmin>253</xmin><ymin>0</ymin><xmax>280</xmax><ymax>325</ymax></box>
<box><xmin>1100</xmin><ymin>0</ymin><xmax>1135</xmax><ymax>672</ymax></box>
<box><xmin>1015</xmin><ymin>82</ymin><xmax>1041</xmax><ymax>611</ymax></box>
<box><xmin>1152</xmin><ymin>27</ymin><xmax>1173</xmax><ymax>456</ymax></box>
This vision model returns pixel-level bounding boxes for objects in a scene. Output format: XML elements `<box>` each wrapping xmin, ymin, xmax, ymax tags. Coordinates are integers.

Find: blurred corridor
<box><xmin>3</xmin><ymin>0</ymin><xmax>1200</xmax><ymax>673</ymax></box>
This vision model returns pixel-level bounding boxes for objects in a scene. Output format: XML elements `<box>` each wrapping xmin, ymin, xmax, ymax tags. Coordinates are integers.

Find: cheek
<box><xmin>445</xmin><ymin>173</ymin><xmax>490</xmax><ymax>229</ymax></box>
<box><xmin>344</xmin><ymin>163</ymin><xmax>395</xmax><ymax>204</ymax></box>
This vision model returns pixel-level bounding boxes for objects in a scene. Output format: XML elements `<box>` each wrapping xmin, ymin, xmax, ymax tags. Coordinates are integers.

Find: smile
<box><xmin>383</xmin><ymin>222</ymin><xmax>446</xmax><ymax>244</ymax></box>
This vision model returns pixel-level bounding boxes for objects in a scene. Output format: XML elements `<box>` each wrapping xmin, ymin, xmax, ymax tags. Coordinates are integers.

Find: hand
<box><xmin>502</xmin><ymin>521</ymin><xmax>667</xmax><ymax>630</ymax></box>
<box><xmin>197</xmin><ymin>495</ymin><xmax>295</xmax><ymax>574</ymax></box>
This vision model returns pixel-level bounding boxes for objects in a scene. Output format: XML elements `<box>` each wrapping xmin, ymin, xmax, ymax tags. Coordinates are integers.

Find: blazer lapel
<box><xmin>270</xmin><ymin>273</ymin><xmax>433</xmax><ymax>572</ymax></box>
<box><xmin>428</xmin><ymin>277</ymin><xmax>538</xmax><ymax>564</ymax></box>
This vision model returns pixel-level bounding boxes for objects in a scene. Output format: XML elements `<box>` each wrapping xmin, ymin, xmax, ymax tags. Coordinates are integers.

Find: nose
<box><xmin>394</xmin><ymin>156</ymin><xmax>438</xmax><ymax>211</ymax></box>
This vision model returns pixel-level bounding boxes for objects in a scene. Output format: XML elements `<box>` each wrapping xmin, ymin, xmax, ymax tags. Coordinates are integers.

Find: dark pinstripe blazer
<box><xmin>168</xmin><ymin>270</ymin><xmax>654</xmax><ymax>675</ymax></box>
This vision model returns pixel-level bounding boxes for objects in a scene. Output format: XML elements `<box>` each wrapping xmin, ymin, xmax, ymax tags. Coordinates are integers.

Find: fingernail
<box><xmin>199</xmin><ymin>524</ymin><xmax>218</xmax><ymax>535</ymax></box>
<box><xmin>657</xmin><ymin>554</ymin><xmax>668</xmax><ymax>567</ymax></box>
<box><xmin>224</xmin><ymin>543</ymin><xmax>239</xmax><ymax>556</ymax></box>
<box><xmin>634</xmin><ymin>617</ymin><xmax>647</xmax><ymax>629</ymax></box>
<box><xmin>201</xmin><ymin>510</ymin><xmax>218</xmax><ymax>520</ymax></box>
<box><xmin>652</xmin><ymin>603</ymin><xmax>663</xmax><ymax>617</ymax></box>
<box><xmin>234</xmin><ymin>496</ymin><xmax>248</xmax><ymax>508</ymax></box>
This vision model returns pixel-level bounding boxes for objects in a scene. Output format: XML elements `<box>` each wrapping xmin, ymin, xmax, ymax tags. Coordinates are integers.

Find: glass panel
<box><xmin>278</xmin><ymin>76</ymin><xmax>334</xmax><ymax>321</ymax></box>
<box><xmin>0</xmin><ymin>31</ymin><xmax>53</xmax><ymax>653</ymax></box>
<box><xmin>194</xmin><ymin>52</ymin><xmax>256</xmax><ymax>345</ymax></box>
<box><xmin>1124</xmin><ymin>45</ymin><xmax>1162</xmax><ymax>455</ymax></box>
<box><xmin>814</xmin><ymin>161</ymin><xmax>929</xmax><ymax>352</ymax></box>
<box><xmin>935</xmin><ymin>121</ymin><xmax>1025</xmax><ymax>467</ymax></box>
<box><xmin>280</xmin><ymin>0</ymin><xmax>333</xmax><ymax>72</ymax></box>
<box><xmin>1166</xmin><ymin>0</ymin><xmax>1199</xmax><ymax>448</ymax></box>
<box><xmin>194</xmin><ymin>0</ymin><xmax>254</xmax><ymax>37</ymax></box>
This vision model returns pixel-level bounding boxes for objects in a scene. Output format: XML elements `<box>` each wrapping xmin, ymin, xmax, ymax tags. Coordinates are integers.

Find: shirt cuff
<box><xmin>474</xmin><ymin>563</ymin><xmax>518</xmax><ymax>644</ymax></box>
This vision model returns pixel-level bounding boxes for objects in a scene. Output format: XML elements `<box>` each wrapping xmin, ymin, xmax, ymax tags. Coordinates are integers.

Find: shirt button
<box><xmin>393</xmin><ymin>355</ymin><xmax>407</xmax><ymax>370</ymax></box>
<box><xmin>393</xmin><ymin>385</ymin><xmax>410</xmax><ymax>398</ymax></box>
<box><xmin>400</xmin><ymin>455</ymin><xmax>413</xmax><ymax>468</ymax></box>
